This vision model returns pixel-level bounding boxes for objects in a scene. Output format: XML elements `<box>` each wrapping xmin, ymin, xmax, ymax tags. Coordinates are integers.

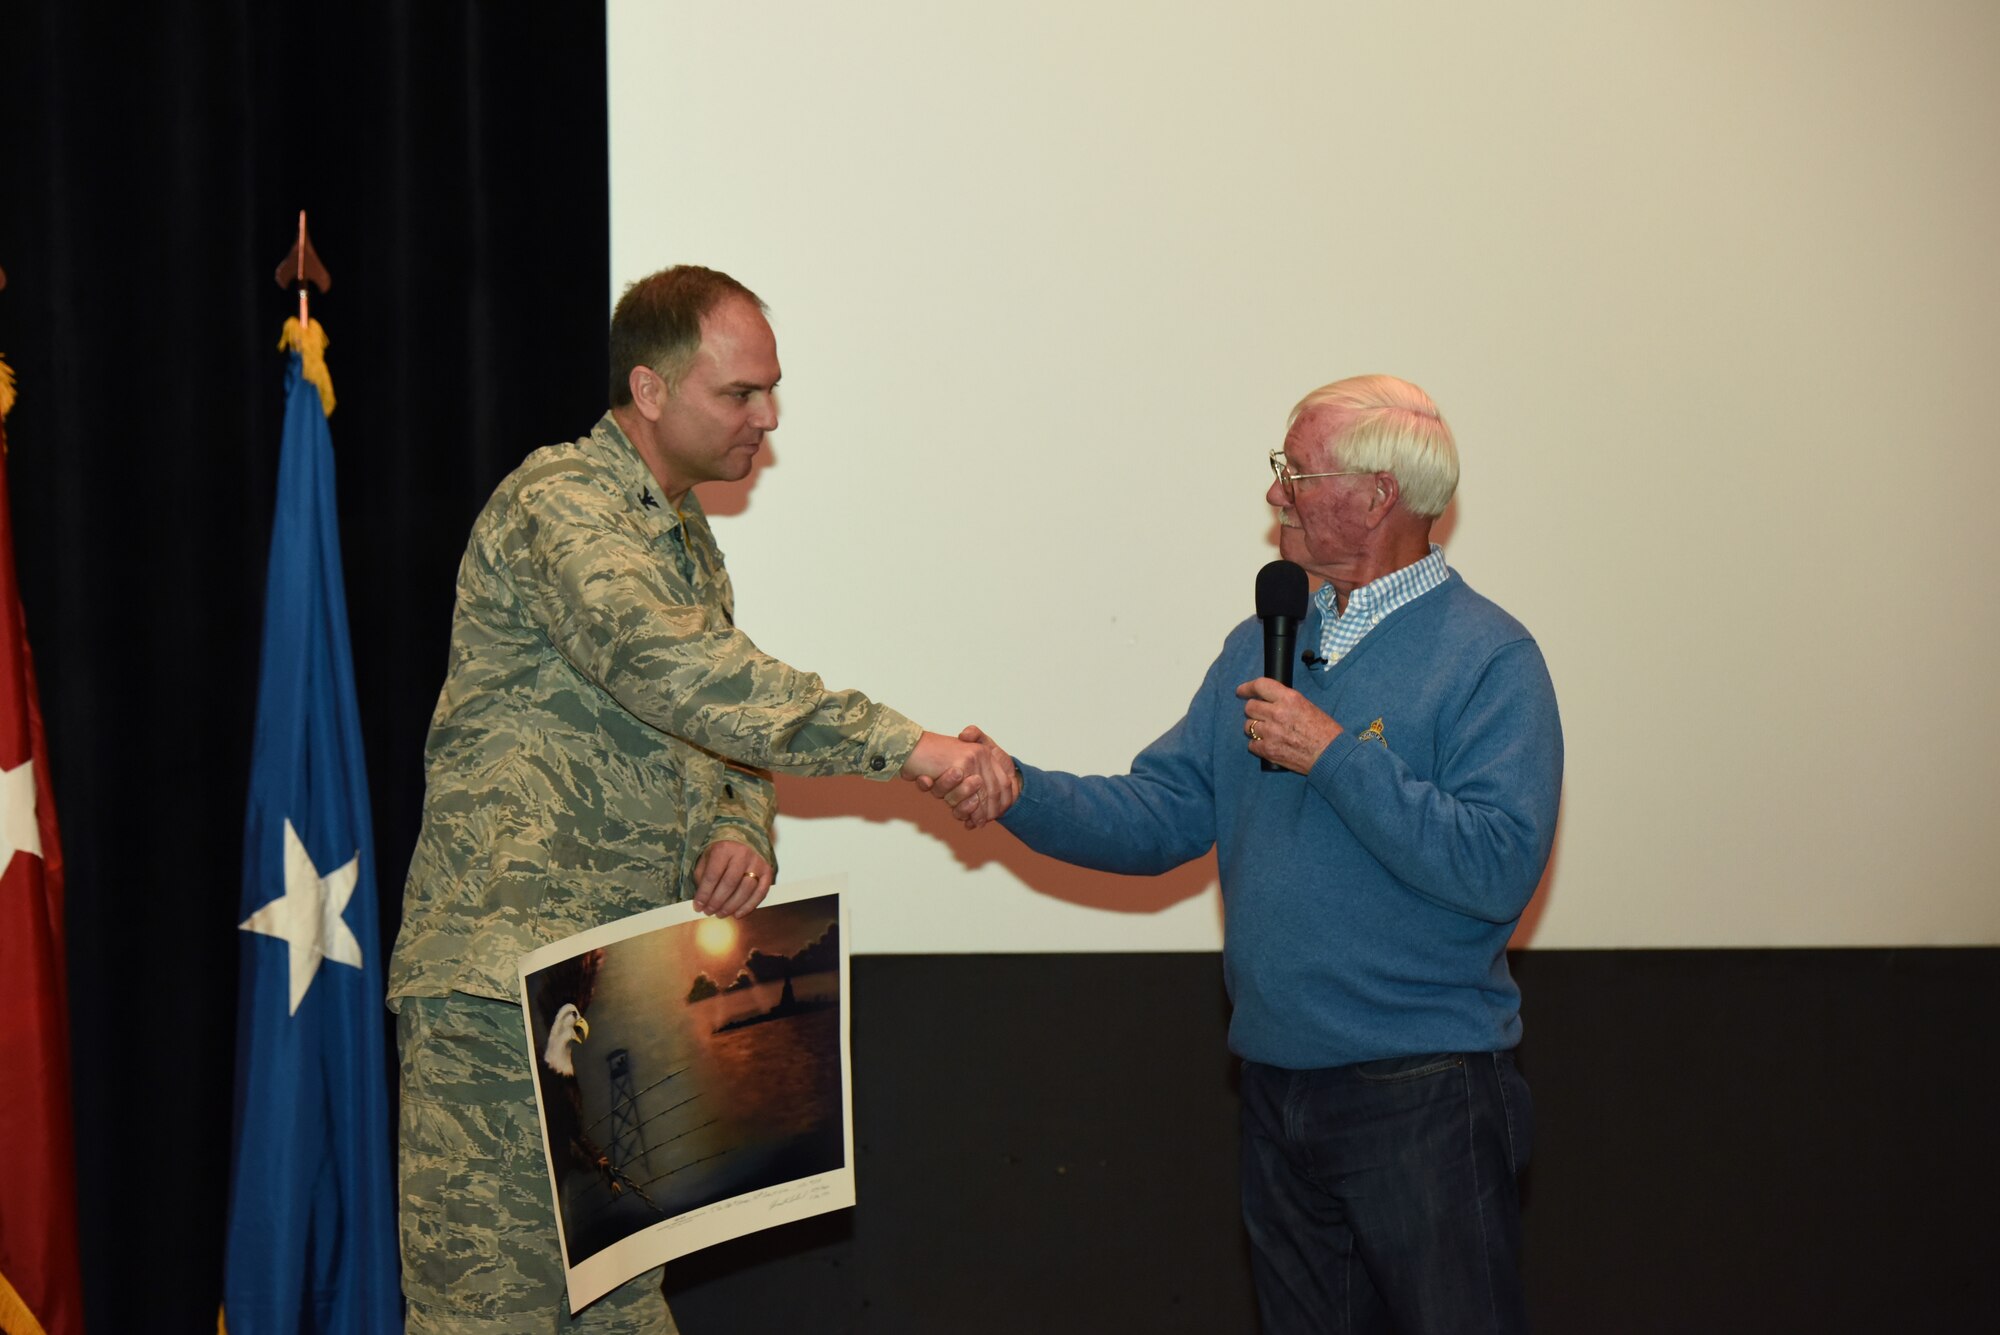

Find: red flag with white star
<box><xmin>0</xmin><ymin>392</ymin><xmax>86</xmax><ymax>1335</ymax></box>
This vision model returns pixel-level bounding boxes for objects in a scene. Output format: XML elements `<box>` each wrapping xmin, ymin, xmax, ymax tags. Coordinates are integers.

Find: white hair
<box><xmin>1287</xmin><ymin>374</ymin><xmax>1459</xmax><ymax>517</ymax></box>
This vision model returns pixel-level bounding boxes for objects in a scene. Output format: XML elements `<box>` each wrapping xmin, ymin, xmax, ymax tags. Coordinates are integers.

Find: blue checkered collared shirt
<box><xmin>1313</xmin><ymin>544</ymin><xmax>1450</xmax><ymax>668</ymax></box>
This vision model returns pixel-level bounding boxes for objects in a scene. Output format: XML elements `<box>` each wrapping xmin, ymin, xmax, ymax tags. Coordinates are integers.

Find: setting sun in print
<box><xmin>695</xmin><ymin>915</ymin><xmax>739</xmax><ymax>956</ymax></box>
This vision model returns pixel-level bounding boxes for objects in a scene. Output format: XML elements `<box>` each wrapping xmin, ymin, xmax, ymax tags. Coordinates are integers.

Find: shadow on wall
<box><xmin>768</xmin><ymin>771</ymin><xmax>1220</xmax><ymax>917</ymax></box>
<box><xmin>693</xmin><ymin>435</ymin><xmax>777</xmax><ymax>519</ymax></box>
<box><xmin>707</xmin><ymin>441</ymin><xmax>1219</xmax><ymax>916</ymax></box>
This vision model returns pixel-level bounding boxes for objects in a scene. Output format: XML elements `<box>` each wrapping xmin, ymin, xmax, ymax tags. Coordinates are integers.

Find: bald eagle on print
<box><xmin>532</xmin><ymin>947</ymin><xmax>615</xmax><ymax>1186</ymax></box>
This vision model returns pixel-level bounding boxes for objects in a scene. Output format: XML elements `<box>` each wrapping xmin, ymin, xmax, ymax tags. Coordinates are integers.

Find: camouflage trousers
<box><xmin>398</xmin><ymin>992</ymin><xmax>679</xmax><ymax>1334</ymax></box>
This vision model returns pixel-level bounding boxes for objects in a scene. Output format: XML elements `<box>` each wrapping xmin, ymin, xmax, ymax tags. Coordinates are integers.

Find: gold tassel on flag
<box><xmin>276</xmin><ymin>316</ymin><xmax>336</xmax><ymax>416</ymax></box>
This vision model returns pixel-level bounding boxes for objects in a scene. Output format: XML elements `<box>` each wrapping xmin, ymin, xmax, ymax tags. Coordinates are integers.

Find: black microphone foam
<box><xmin>1256</xmin><ymin>560</ymin><xmax>1309</xmax><ymax>622</ymax></box>
<box><xmin>1255</xmin><ymin>561</ymin><xmax>1308</xmax><ymax>772</ymax></box>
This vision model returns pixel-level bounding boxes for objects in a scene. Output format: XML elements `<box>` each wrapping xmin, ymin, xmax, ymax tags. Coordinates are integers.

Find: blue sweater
<box><xmin>1000</xmin><ymin>573</ymin><xmax>1563</xmax><ymax>1068</ymax></box>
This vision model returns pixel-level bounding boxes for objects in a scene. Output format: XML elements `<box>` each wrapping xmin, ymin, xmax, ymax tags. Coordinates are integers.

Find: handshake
<box><xmin>900</xmin><ymin>725</ymin><xmax>1016</xmax><ymax>829</ymax></box>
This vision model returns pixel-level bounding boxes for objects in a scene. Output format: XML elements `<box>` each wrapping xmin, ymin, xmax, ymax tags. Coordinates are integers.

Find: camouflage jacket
<box><xmin>388</xmin><ymin>415</ymin><xmax>922</xmax><ymax>1005</ymax></box>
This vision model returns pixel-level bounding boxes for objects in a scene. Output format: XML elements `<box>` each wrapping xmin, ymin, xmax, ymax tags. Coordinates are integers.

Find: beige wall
<box><xmin>609</xmin><ymin>0</ymin><xmax>2000</xmax><ymax>950</ymax></box>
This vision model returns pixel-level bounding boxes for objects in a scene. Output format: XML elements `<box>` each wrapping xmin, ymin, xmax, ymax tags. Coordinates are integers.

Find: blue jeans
<box><xmin>1239</xmin><ymin>1051</ymin><xmax>1533</xmax><ymax>1335</ymax></box>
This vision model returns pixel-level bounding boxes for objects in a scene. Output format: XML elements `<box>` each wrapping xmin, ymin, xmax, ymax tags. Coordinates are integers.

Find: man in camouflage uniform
<box><xmin>388</xmin><ymin>266</ymin><xmax>1010</xmax><ymax>1333</ymax></box>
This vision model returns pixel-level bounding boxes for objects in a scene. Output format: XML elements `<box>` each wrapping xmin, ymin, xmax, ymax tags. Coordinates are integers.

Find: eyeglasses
<box><xmin>1268</xmin><ymin>449</ymin><xmax>1372</xmax><ymax>501</ymax></box>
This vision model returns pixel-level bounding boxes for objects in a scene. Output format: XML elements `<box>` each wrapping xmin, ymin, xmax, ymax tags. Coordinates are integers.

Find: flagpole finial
<box><xmin>273</xmin><ymin>214</ymin><xmax>335</xmax><ymax>415</ymax></box>
<box><xmin>273</xmin><ymin>211</ymin><xmax>331</xmax><ymax>325</ymax></box>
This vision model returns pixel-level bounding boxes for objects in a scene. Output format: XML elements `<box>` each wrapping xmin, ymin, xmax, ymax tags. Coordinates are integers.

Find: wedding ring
<box><xmin>1248</xmin><ymin>722</ymin><xmax>1262</xmax><ymax>743</ymax></box>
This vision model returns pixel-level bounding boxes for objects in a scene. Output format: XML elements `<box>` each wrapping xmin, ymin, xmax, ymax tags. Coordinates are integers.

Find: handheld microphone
<box><xmin>1254</xmin><ymin>560</ymin><xmax>1308</xmax><ymax>772</ymax></box>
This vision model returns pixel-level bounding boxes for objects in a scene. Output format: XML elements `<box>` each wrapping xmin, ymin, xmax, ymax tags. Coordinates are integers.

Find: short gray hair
<box><xmin>609</xmin><ymin>266</ymin><xmax>765</xmax><ymax>406</ymax></box>
<box><xmin>1288</xmin><ymin>375</ymin><xmax>1459</xmax><ymax>518</ymax></box>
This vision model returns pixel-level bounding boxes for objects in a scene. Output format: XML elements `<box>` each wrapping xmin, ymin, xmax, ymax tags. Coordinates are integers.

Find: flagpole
<box><xmin>220</xmin><ymin>222</ymin><xmax>400</xmax><ymax>1335</ymax></box>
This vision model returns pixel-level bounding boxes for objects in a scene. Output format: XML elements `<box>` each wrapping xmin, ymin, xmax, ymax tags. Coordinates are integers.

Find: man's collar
<box><xmin>1315</xmin><ymin>544</ymin><xmax>1449</xmax><ymax>619</ymax></box>
<box><xmin>590</xmin><ymin>414</ymin><xmax>694</xmax><ymax>532</ymax></box>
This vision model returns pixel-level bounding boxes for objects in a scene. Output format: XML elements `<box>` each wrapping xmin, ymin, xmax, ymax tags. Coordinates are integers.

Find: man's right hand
<box><xmin>902</xmin><ymin>729</ymin><xmax>1019</xmax><ymax>829</ymax></box>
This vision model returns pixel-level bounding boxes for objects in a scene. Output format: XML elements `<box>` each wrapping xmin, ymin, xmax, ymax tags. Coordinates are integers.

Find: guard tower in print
<box><xmin>604</xmin><ymin>1047</ymin><xmax>649</xmax><ymax>1175</ymax></box>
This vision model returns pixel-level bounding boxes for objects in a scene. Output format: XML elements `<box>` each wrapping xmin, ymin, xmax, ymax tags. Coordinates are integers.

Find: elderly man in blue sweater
<box><xmin>963</xmin><ymin>375</ymin><xmax>1562</xmax><ymax>1334</ymax></box>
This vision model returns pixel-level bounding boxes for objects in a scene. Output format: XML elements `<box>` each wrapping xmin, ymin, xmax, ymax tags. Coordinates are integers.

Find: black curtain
<box><xmin>0</xmin><ymin>3</ymin><xmax>609</xmax><ymax>1328</ymax></box>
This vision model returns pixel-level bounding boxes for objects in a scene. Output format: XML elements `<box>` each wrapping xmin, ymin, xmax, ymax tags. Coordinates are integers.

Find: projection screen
<box><xmin>608</xmin><ymin>0</ymin><xmax>2000</xmax><ymax>952</ymax></box>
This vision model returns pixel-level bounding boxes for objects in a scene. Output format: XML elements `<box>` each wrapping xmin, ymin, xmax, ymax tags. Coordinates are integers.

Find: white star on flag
<box><xmin>239</xmin><ymin>817</ymin><xmax>364</xmax><ymax>1015</ymax></box>
<box><xmin>0</xmin><ymin>756</ymin><xmax>41</xmax><ymax>872</ymax></box>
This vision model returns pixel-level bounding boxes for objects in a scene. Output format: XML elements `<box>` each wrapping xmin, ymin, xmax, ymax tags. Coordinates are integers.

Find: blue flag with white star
<box><xmin>223</xmin><ymin>330</ymin><xmax>400</xmax><ymax>1333</ymax></box>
